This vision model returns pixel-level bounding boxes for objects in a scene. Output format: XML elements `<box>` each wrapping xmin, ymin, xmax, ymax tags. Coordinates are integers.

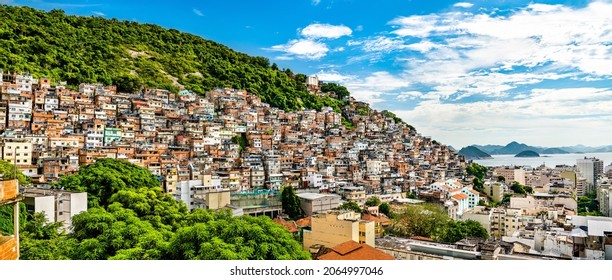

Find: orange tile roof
<box><xmin>272</xmin><ymin>217</ymin><xmax>299</xmax><ymax>234</ymax></box>
<box><xmin>469</xmin><ymin>189</ymin><xmax>480</xmax><ymax>195</ymax></box>
<box><xmin>452</xmin><ymin>193</ymin><xmax>469</xmax><ymax>200</ymax></box>
<box><xmin>318</xmin><ymin>240</ymin><xmax>395</xmax><ymax>260</ymax></box>
<box><xmin>295</xmin><ymin>216</ymin><xmax>312</xmax><ymax>227</ymax></box>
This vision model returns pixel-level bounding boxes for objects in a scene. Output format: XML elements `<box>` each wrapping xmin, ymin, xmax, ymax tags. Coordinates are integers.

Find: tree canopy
<box><xmin>466</xmin><ymin>163</ymin><xmax>487</xmax><ymax>192</ymax></box>
<box><xmin>21</xmin><ymin>158</ymin><xmax>310</xmax><ymax>260</ymax></box>
<box><xmin>280</xmin><ymin>185</ymin><xmax>302</xmax><ymax>219</ymax></box>
<box><xmin>388</xmin><ymin>203</ymin><xmax>488</xmax><ymax>243</ymax></box>
<box><xmin>0</xmin><ymin>5</ymin><xmax>349</xmax><ymax>113</ymax></box>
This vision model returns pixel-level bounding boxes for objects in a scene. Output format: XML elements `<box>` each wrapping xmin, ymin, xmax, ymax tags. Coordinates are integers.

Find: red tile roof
<box><xmin>295</xmin><ymin>216</ymin><xmax>312</xmax><ymax>227</ymax></box>
<box><xmin>452</xmin><ymin>193</ymin><xmax>468</xmax><ymax>200</ymax></box>
<box><xmin>318</xmin><ymin>240</ymin><xmax>395</xmax><ymax>260</ymax></box>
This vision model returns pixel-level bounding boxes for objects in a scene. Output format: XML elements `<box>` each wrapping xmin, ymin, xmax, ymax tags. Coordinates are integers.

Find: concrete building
<box><xmin>483</xmin><ymin>181</ymin><xmax>505</xmax><ymax>202</ymax></box>
<box><xmin>295</xmin><ymin>192</ymin><xmax>341</xmax><ymax>216</ymax></box>
<box><xmin>1</xmin><ymin>140</ymin><xmax>33</xmax><ymax>167</ymax></box>
<box><xmin>22</xmin><ymin>188</ymin><xmax>87</xmax><ymax>231</ymax></box>
<box><xmin>303</xmin><ymin>210</ymin><xmax>375</xmax><ymax>251</ymax></box>
<box><xmin>490</xmin><ymin>208</ymin><xmax>523</xmax><ymax>240</ymax></box>
<box><xmin>493</xmin><ymin>167</ymin><xmax>526</xmax><ymax>185</ymax></box>
<box><xmin>461</xmin><ymin>206</ymin><xmax>492</xmax><ymax>235</ymax></box>
<box><xmin>576</xmin><ymin>157</ymin><xmax>604</xmax><ymax>191</ymax></box>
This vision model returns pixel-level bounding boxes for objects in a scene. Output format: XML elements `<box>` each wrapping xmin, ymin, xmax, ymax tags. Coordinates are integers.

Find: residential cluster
<box><xmin>2</xmin><ymin>70</ymin><xmax>611</xmax><ymax>260</ymax></box>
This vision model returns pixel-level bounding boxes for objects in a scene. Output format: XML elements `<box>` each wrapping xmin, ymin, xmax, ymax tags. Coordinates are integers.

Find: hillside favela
<box><xmin>1</xmin><ymin>2</ymin><xmax>612</xmax><ymax>262</ymax></box>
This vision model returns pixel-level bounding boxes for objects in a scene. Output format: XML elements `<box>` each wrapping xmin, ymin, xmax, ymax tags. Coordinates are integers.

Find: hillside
<box><xmin>515</xmin><ymin>150</ymin><xmax>540</xmax><ymax>157</ymax></box>
<box><xmin>458</xmin><ymin>146</ymin><xmax>492</xmax><ymax>160</ymax></box>
<box><xmin>490</xmin><ymin>141</ymin><xmax>536</xmax><ymax>155</ymax></box>
<box><xmin>0</xmin><ymin>5</ymin><xmax>346</xmax><ymax>112</ymax></box>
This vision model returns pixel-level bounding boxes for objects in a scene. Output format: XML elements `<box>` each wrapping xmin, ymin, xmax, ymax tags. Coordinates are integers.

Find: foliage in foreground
<box><xmin>20</xmin><ymin>159</ymin><xmax>310</xmax><ymax>260</ymax></box>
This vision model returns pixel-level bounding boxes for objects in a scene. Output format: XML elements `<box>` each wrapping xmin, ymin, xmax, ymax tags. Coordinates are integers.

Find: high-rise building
<box><xmin>576</xmin><ymin>157</ymin><xmax>604</xmax><ymax>191</ymax></box>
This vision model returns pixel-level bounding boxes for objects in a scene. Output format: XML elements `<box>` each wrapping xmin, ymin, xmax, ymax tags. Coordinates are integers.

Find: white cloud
<box><xmin>193</xmin><ymin>8</ymin><xmax>204</xmax><ymax>17</ymax></box>
<box><xmin>396</xmin><ymin>91</ymin><xmax>423</xmax><ymax>101</ymax></box>
<box><xmin>313</xmin><ymin>70</ymin><xmax>356</xmax><ymax>83</ymax></box>
<box><xmin>268</xmin><ymin>39</ymin><xmax>329</xmax><ymax>60</ymax></box>
<box><xmin>355</xmin><ymin>25</ymin><xmax>364</xmax><ymax>32</ymax></box>
<box><xmin>92</xmin><ymin>11</ymin><xmax>105</xmax><ymax>16</ymax></box>
<box><xmin>453</xmin><ymin>2</ymin><xmax>473</xmax><ymax>8</ymax></box>
<box><xmin>375</xmin><ymin>1</ymin><xmax>612</xmax><ymax>101</ymax></box>
<box><xmin>312</xmin><ymin>0</ymin><xmax>321</xmax><ymax>6</ymax></box>
<box><xmin>301</xmin><ymin>23</ymin><xmax>352</xmax><ymax>39</ymax></box>
<box><xmin>393</xmin><ymin>87</ymin><xmax>612</xmax><ymax>148</ymax></box>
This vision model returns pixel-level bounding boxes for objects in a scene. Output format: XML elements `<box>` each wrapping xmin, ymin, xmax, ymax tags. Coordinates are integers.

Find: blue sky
<box><xmin>4</xmin><ymin>0</ymin><xmax>612</xmax><ymax>148</ymax></box>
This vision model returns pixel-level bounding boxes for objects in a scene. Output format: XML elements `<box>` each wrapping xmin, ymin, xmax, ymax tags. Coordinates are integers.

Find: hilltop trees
<box><xmin>0</xmin><ymin>5</ymin><xmax>350</xmax><ymax>113</ymax></box>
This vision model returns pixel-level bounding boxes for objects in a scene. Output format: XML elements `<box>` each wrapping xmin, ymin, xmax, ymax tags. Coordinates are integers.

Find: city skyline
<box><xmin>3</xmin><ymin>0</ymin><xmax>612</xmax><ymax>148</ymax></box>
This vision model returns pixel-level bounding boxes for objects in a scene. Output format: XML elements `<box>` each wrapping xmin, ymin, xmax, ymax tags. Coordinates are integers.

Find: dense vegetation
<box><xmin>577</xmin><ymin>190</ymin><xmax>603</xmax><ymax>216</ymax></box>
<box><xmin>388</xmin><ymin>203</ymin><xmax>489</xmax><ymax>243</ymax></box>
<box><xmin>280</xmin><ymin>185</ymin><xmax>302</xmax><ymax>219</ymax></box>
<box><xmin>466</xmin><ymin>162</ymin><xmax>487</xmax><ymax>193</ymax></box>
<box><xmin>0</xmin><ymin>5</ymin><xmax>346</xmax><ymax>113</ymax></box>
<box><xmin>18</xmin><ymin>159</ymin><xmax>310</xmax><ymax>260</ymax></box>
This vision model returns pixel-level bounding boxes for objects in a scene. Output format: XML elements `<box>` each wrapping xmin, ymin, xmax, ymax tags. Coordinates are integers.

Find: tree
<box><xmin>497</xmin><ymin>176</ymin><xmax>505</xmax><ymax>182</ymax></box>
<box><xmin>378</xmin><ymin>202</ymin><xmax>393</xmax><ymax>218</ymax></box>
<box><xmin>406</xmin><ymin>192</ymin><xmax>418</xmax><ymax>199</ymax></box>
<box><xmin>389</xmin><ymin>203</ymin><xmax>449</xmax><ymax>239</ymax></box>
<box><xmin>365</xmin><ymin>196</ymin><xmax>381</xmax><ymax>207</ymax></box>
<box><xmin>0</xmin><ymin>159</ymin><xmax>30</xmax><ymax>185</ymax></box>
<box><xmin>466</xmin><ymin>163</ymin><xmax>487</xmax><ymax>192</ymax></box>
<box><xmin>165</xmin><ymin>211</ymin><xmax>310</xmax><ymax>260</ymax></box>
<box><xmin>320</xmin><ymin>83</ymin><xmax>350</xmax><ymax>100</ymax></box>
<box><xmin>335</xmin><ymin>201</ymin><xmax>362</xmax><ymax>213</ymax></box>
<box><xmin>55</xmin><ymin>158</ymin><xmax>161</xmax><ymax>208</ymax></box>
<box><xmin>438</xmin><ymin>220</ymin><xmax>489</xmax><ymax>243</ymax></box>
<box><xmin>280</xmin><ymin>185</ymin><xmax>302</xmax><ymax>219</ymax></box>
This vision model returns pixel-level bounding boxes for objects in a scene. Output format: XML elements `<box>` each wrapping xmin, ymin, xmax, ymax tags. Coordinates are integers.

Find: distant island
<box><xmin>541</xmin><ymin>148</ymin><xmax>570</xmax><ymax>154</ymax></box>
<box><xmin>515</xmin><ymin>150</ymin><xmax>540</xmax><ymax>157</ymax></box>
<box><xmin>458</xmin><ymin>146</ymin><xmax>492</xmax><ymax>160</ymax></box>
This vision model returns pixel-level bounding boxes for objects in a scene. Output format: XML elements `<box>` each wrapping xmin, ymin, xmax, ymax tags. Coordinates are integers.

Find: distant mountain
<box><xmin>515</xmin><ymin>150</ymin><xmax>540</xmax><ymax>157</ymax></box>
<box><xmin>472</xmin><ymin>144</ymin><xmax>504</xmax><ymax>154</ymax></box>
<box><xmin>447</xmin><ymin>146</ymin><xmax>457</xmax><ymax>152</ymax></box>
<box><xmin>541</xmin><ymin>148</ymin><xmax>569</xmax><ymax>154</ymax></box>
<box><xmin>458</xmin><ymin>146</ymin><xmax>493</xmax><ymax>160</ymax></box>
<box><xmin>464</xmin><ymin>142</ymin><xmax>612</xmax><ymax>155</ymax></box>
<box><xmin>491</xmin><ymin>141</ymin><xmax>542</xmax><ymax>155</ymax></box>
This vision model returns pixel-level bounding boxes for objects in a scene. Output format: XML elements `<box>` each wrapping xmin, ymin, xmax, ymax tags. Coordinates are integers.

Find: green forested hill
<box><xmin>0</xmin><ymin>5</ymin><xmax>345</xmax><ymax>111</ymax></box>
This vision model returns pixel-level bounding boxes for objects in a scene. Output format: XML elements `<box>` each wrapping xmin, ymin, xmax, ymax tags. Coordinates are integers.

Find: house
<box><xmin>295</xmin><ymin>192</ymin><xmax>341</xmax><ymax>216</ymax></box>
<box><xmin>302</xmin><ymin>210</ymin><xmax>375</xmax><ymax>251</ymax></box>
<box><xmin>317</xmin><ymin>240</ymin><xmax>394</xmax><ymax>260</ymax></box>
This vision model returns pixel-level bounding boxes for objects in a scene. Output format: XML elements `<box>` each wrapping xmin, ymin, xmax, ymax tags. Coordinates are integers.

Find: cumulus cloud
<box><xmin>301</xmin><ymin>23</ymin><xmax>352</xmax><ymax>39</ymax></box>
<box><xmin>268</xmin><ymin>39</ymin><xmax>329</xmax><ymax>60</ymax></box>
<box><xmin>266</xmin><ymin>23</ymin><xmax>352</xmax><ymax>60</ymax></box>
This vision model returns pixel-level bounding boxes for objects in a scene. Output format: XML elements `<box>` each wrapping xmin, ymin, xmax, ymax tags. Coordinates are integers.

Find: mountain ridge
<box><xmin>466</xmin><ymin>142</ymin><xmax>612</xmax><ymax>155</ymax></box>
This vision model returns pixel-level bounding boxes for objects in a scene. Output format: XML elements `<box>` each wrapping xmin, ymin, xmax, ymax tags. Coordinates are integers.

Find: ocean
<box><xmin>473</xmin><ymin>152</ymin><xmax>612</xmax><ymax>168</ymax></box>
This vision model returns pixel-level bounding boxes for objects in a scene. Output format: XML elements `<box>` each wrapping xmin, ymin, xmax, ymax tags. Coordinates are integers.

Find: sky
<box><xmin>4</xmin><ymin>0</ymin><xmax>612</xmax><ymax>149</ymax></box>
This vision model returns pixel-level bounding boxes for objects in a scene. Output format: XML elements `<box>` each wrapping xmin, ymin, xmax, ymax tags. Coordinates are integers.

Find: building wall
<box><xmin>303</xmin><ymin>212</ymin><xmax>360</xmax><ymax>250</ymax></box>
<box><xmin>204</xmin><ymin>191</ymin><xmax>230</xmax><ymax>210</ymax></box>
<box><xmin>0</xmin><ymin>237</ymin><xmax>18</xmax><ymax>260</ymax></box>
<box><xmin>359</xmin><ymin>220</ymin><xmax>375</xmax><ymax>245</ymax></box>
